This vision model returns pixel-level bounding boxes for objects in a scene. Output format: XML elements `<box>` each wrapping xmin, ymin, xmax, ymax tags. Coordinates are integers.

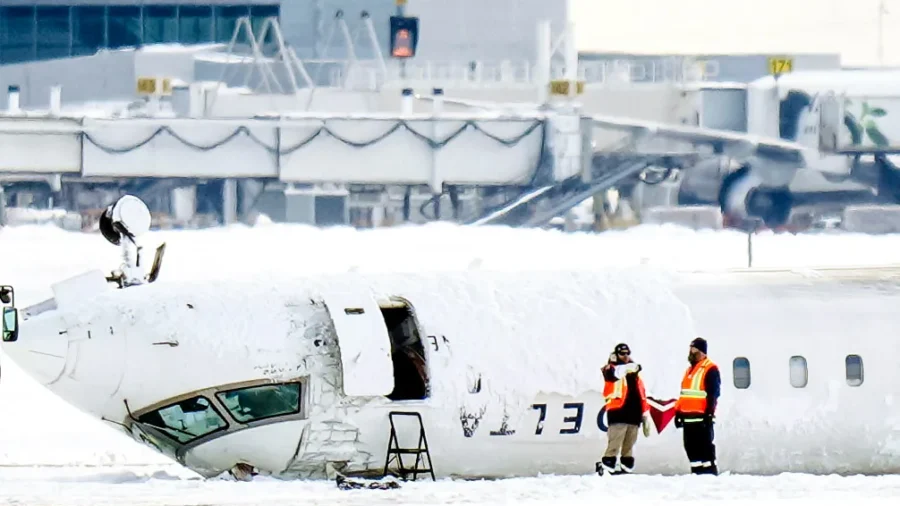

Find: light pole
<box><xmin>397</xmin><ymin>0</ymin><xmax>407</xmax><ymax>79</ymax></box>
<box><xmin>878</xmin><ymin>0</ymin><xmax>888</xmax><ymax>66</ymax></box>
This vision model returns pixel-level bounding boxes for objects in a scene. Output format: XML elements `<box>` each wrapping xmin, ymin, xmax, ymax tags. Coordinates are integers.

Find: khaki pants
<box><xmin>603</xmin><ymin>423</ymin><xmax>639</xmax><ymax>458</ymax></box>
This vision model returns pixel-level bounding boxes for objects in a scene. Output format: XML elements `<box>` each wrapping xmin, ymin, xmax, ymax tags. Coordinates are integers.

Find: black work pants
<box><xmin>682</xmin><ymin>420</ymin><xmax>717</xmax><ymax>475</ymax></box>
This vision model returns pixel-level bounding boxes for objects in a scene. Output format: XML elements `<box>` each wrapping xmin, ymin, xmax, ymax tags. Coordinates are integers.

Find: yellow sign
<box><xmin>136</xmin><ymin>77</ymin><xmax>173</xmax><ymax>96</ymax></box>
<box><xmin>137</xmin><ymin>77</ymin><xmax>156</xmax><ymax>95</ymax></box>
<box><xmin>767</xmin><ymin>57</ymin><xmax>794</xmax><ymax>75</ymax></box>
<box><xmin>549</xmin><ymin>79</ymin><xmax>585</xmax><ymax>96</ymax></box>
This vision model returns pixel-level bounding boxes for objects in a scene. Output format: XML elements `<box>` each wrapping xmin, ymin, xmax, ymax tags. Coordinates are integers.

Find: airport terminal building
<box><xmin>0</xmin><ymin>1</ymin><xmax>279</xmax><ymax>63</ymax></box>
<box><xmin>0</xmin><ymin>0</ymin><xmax>567</xmax><ymax>64</ymax></box>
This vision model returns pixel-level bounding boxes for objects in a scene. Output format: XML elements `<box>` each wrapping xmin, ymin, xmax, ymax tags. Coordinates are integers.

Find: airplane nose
<box><xmin>1</xmin><ymin>312</ymin><xmax>68</xmax><ymax>385</ymax></box>
<box><xmin>2</xmin><ymin>308</ymin><xmax>127</xmax><ymax>417</ymax></box>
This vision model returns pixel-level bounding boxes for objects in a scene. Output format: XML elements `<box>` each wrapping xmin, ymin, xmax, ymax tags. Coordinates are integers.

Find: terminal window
<box><xmin>108</xmin><ymin>6</ymin><xmax>141</xmax><ymax>49</ymax></box>
<box><xmin>0</xmin><ymin>3</ymin><xmax>281</xmax><ymax>64</ymax></box>
<box><xmin>72</xmin><ymin>6</ymin><xmax>105</xmax><ymax>57</ymax></box>
<box><xmin>144</xmin><ymin>6</ymin><xmax>178</xmax><ymax>44</ymax></box>
<box><xmin>36</xmin><ymin>6</ymin><xmax>70</xmax><ymax>59</ymax></box>
<box><xmin>179</xmin><ymin>6</ymin><xmax>213</xmax><ymax>44</ymax></box>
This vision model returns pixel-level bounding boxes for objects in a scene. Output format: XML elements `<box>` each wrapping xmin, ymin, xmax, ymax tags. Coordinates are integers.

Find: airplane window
<box><xmin>216</xmin><ymin>382</ymin><xmax>302</xmax><ymax>423</ymax></box>
<box><xmin>789</xmin><ymin>356</ymin><xmax>808</xmax><ymax>388</ymax></box>
<box><xmin>846</xmin><ymin>355</ymin><xmax>864</xmax><ymax>387</ymax></box>
<box><xmin>136</xmin><ymin>396</ymin><xmax>227</xmax><ymax>444</ymax></box>
<box><xmin>733</xmin><ymin>357</ymin><xmax>751</xmax><ymax>389</ymax></box>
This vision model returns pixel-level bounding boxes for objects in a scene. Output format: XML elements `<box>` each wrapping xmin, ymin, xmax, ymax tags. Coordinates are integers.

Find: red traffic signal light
<box><xmin>390</xmin><ymin>16</ymin><xmax>419</xmax><ymax>58</ymax></box>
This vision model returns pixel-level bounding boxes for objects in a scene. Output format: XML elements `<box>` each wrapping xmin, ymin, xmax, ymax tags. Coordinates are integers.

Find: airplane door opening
<box><xmin>322</xmin><ymin>291</ymin><xmax>395</xmax><ymax>397</ymax></box>
<box><xmin>379</xmin><ymin>299</ymin><xmax>429</xmax><ymax>401</ymax></box>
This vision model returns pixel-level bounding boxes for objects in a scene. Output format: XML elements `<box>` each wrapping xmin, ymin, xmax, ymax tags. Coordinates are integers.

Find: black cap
<box><xmin>614</xmin><ymin>343</ymin><xmax>631</xmax><ymax>354</ymax></box>
<box><xmin>691</xmin><ymin>337</ymin><xmax>707</xmax><ymax>354</ymax></box>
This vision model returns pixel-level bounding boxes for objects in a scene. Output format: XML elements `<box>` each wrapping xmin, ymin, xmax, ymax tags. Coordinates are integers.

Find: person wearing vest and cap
<box><xmin>597</xmin><ymin>343</ymin><xmax>651</xmax><ymax>475</ymax></box>
<box><xmin>674</xmin><ymin>337</ymin><xmax>721</xmax><ymax>475</ymax></box>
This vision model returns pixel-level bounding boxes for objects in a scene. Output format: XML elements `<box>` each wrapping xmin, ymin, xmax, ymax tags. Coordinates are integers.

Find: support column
<box><xmin>222</xmin><ymin>179</ymin><xmax>238</xmax><ymax>225</ymax></box>
<box><xmin>581</xmin><ymin>117</ymin><xmax>594</xmax><ymax>184</ymax></box>
<box><xmin>171</xmin><ymin>186</ymin><xmax>197</xmax><ymax>226</ymax></box>
<box><xmin>402</xmin><ymin>187</ymin><xmax>411</xmax><ymax>222</ymax></box>
<box><xmin>0</xmin><ymin>186</ymin><xmax>6</xmax><ymax>227</ymax></box>
<box><xmin>239</xmin><ymin>180</ymin><xmax>264</xmax><ymax>217</ymax></box>
<box><xmin>592</xmin><ymin>191</ymin><xmax>610</xmax><ymax>232</ymax></box>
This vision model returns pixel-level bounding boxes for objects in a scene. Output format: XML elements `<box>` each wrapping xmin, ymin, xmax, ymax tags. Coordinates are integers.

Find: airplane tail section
<box><xmin>647</xmin><ymin>397</ymin><xmax>677</xmax><ymax>434</ymax></box>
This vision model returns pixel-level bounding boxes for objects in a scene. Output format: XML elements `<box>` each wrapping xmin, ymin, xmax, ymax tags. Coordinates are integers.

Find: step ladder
<box><xmin>382</xmin><ymin>411</ymin><xmax>435</xmax><ymax>481</ymax></box>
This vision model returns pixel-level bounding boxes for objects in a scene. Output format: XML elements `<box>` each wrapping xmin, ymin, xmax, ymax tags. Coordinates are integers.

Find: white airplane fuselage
<box><xmin>3</xmin><ymin>265</ymin><xmax>900</xmax><ymax>479</ymax></box>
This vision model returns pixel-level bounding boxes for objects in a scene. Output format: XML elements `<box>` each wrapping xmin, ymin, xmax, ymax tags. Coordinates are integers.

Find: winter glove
<box><xmin>642</xmin><ymin>413</ymin><xmax>651</xmax><ymax>437</ymax></box>
<box><xmin>614</xmin><ymin>363</ymin><xmax>640</xmax><ymax>379</ymax></box>
<box><xmin>704</xmin><ymin>413</ymin><xmax>715</xmax><ymax>425</ymax></box>
<box><xmin>673</xmin><ymin>416</ymin><xmax>683</xmax><ymax>429</ymax></box>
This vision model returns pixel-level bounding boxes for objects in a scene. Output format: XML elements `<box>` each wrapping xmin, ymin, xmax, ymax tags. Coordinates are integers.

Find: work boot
<box><xmin>596</xmin><ymin>457</ymin><xmax>618</xmax><ymax>475</ymax></box>
<box><xmin>691</xmin><ymin>462</ymin><xmax>717</xmax><ymax>475</ymax></box>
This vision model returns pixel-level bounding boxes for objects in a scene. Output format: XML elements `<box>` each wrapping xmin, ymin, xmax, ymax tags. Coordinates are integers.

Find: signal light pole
<box><xmin>396</xmin><ymin>0</ymin><xmax>407</xmax><ymax>79</ymax></box>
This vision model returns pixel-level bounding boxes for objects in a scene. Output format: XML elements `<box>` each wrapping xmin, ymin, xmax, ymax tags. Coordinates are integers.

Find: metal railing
<box><xmin>326</xmin><ymin>58</ymin><xmax>722</xmax><ymax>90</ymax></box>
<box><xmin>212</xmin><ymin>15</ymin><xmax>723</xmax><ymax>95</ymax></box>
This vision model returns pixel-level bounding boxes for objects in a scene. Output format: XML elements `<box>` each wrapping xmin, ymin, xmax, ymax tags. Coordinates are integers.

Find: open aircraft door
<box><xmin>818</xmin><ymin>92</ymin><xmax>843</xmax><ymax>153</ymax></box>
<box><xmin>321</xmin><ymin>290</ymin><xmax>395</xmax><ymax>397</ymax></box>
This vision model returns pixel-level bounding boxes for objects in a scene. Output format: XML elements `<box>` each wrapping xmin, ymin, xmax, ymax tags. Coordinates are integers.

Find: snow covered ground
<box><xmin>2</xmin><ymin>221</ymin><xmax>900</xmax><ymax>504</ymax></box>
<box><xmin>2</xmin><ymin>467</ymin><xmax>900</xmax><ymax>506</ymax></box>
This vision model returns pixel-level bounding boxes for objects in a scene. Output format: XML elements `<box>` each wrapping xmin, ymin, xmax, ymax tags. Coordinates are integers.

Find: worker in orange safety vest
<box><xmin>596</xmin><ymin>343</ymin><xmax>651</xmax><ymax>475</ymax></box>
<box><xmin>673</xmin><ymin>337</ymin><xmax>721</xmax><ymax>475</ymax></box>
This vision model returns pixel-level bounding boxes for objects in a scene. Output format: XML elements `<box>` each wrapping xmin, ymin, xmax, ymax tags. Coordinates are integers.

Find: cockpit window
<box><xmin>216</xmin><ymin>383</ymin><xmax>302</xmax><ymax>423</ymax></box>
<box><xmin>136</xmin><ymin>396</ymin><xmax>228</xmax><ymax>443</ymax></box>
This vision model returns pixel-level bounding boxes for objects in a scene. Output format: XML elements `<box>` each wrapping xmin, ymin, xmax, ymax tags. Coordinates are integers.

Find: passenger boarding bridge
<box><xmin>0</xmin><ymin>96</ymin><xmax>700</xmax><ymax>229</ymax></box>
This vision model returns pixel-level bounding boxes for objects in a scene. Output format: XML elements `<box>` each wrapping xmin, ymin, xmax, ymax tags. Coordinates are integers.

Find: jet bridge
<box><xmin>467</xmin><ymin>151</ymin><xmax>701</xmax><ymax>227</ymax></box>
<box><xmin>0</xmin><ymin>106</ymin><xmax>593</xmax><ymax>227</ymax></box>
<box><xmin>466</xmin><ymin>110</ymin><xmax>705</xmax><ymax>229</ymax></box>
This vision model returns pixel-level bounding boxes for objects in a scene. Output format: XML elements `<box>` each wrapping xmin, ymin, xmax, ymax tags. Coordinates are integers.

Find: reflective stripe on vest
<box><xmin>675</xmin><ymin>358</ymin><xmax>713</xmax><ymax>414</ymax></box>
<box><xmin>603</xmin><ymin>373</ymin><xmax>649</xmax><ymax>413</ymax></box>
<box><xmin>603</xmin><ymin>377</ymin><xmax>627</xmax><ymax>410</ymax></box>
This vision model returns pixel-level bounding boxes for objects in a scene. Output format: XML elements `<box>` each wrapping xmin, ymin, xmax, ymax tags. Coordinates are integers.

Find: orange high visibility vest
<box><xmin>674</xmin><ymin>358</ymin><xmax>716</xmax><ymax>414</ymax></box>
<box><xmin>603</xmin><ymin>369</ymin><xmax>649</xmax><ymax>413</ymax></box>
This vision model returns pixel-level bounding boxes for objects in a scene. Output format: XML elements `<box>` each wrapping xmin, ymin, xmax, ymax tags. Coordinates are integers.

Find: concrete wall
<box><xmin>0</xmin><ymin>45</ymin><xmax>219</xmax><ymax>110</ymax></box>
<box><xmin>0</xmin><ymin>50</ymin><xmax>135</xmax><ymax>110</ymax></box>
<box><xmin>279</xmin><ymin>0</ymin><xmax>394</xmax><ymax>61</ymax></box>
<box><xmin>280</xmin><ymin>0</ymin><xmax>567</xmax><ymax>64</ymax></box>
<box><xmin>402</xmin><ymin>0</ymin><xmax>567</xmax><ymax>63</ymax></box>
